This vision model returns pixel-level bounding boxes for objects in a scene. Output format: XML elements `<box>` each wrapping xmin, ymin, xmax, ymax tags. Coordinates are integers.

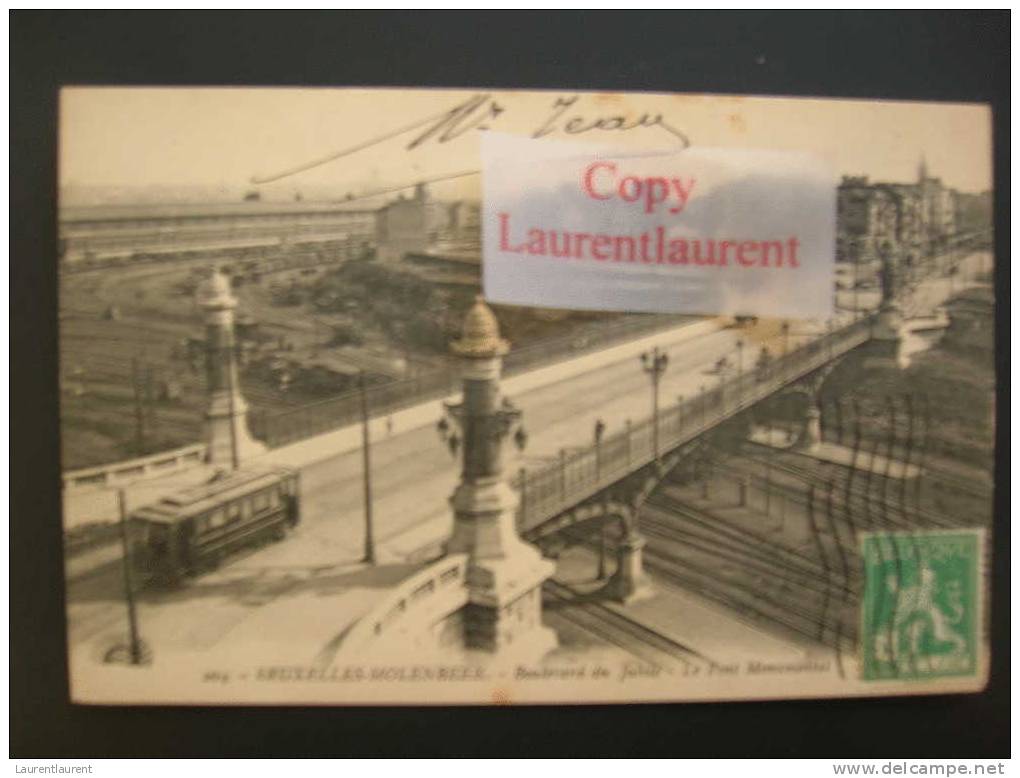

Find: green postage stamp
<box><xmin>860</xmin><ymin>530</ymin><xmax>983</xmax><ymax>681</ymax></box>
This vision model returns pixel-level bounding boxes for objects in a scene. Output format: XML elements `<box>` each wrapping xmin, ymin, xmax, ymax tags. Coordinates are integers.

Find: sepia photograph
<box><xmin>53</xmin><ymin>86</ymin><xmax>996</xmax><ymax>707</ymax></box>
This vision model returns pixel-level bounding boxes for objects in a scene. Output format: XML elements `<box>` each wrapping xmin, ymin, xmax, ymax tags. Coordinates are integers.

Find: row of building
<box><xmin>836</xmin><ymin>158</ymin><xmax>991</xmax><ymax>270</ymax></box>
<box><xmin>62</xmin><ymin>162</ymin><xmax>988</xmax><ymax>277</ymax></box>
<box><xmin>58</xmin><ymin>184</ymin><xmax>481</xmax><ymax>268</ymax></box>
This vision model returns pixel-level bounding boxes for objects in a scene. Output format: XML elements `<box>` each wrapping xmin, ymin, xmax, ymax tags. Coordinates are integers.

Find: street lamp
<box><xmin>358</xmin><ymin>371</ymin><xmax>375</xmax><ymax>565</ymax></box>
<box><xmin>640</xmin><ymin>347</ymin><xmax>669</xmax><ymax>462</ymax></box>
<box><xmin>781</xmin><ymin>321</ymin><xmax>790</xmax><ymax>358</ymax></box>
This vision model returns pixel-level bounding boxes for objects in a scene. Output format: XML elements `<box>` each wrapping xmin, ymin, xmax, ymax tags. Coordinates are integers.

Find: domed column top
<box><xmin>196</xmin><ymin>266</ymin><xmax>237</xmax><ymax>312</ymax></box>
<box><xmin>451</xmin><ymin>295</ymin><xmax>509</xmax><ymax>360</ymax></box>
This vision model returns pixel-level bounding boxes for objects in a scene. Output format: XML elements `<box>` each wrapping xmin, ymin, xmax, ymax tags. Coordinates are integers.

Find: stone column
<box><xmin>800</xmin><ymin>404</ymin><xmax>824</xmax><ymax>451</ymax></box>
<box><xmin>874</xmin><ymin>249</ymin><xmax>904</xmax><ymax>342</ymax></box>
<box><xmin>196</xmin><ymin>267</ymin><xmax>266</xmax><ymax>468</ymax></box>
<box><xmin>607</xmin><ymin>527</ymin><xmax>653</xmax><ymax>604</ymax></box>
<box><xmin>445</xmin><ymin>296</ymin><xmax>556</xmax><ymax>658</ymax></box>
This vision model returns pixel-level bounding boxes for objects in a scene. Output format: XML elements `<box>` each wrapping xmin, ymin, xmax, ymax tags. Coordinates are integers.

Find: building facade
<box><xmin>836</xmin><ymin>159</ymin><xmax>963</xmax><ymax>275</ymax></box>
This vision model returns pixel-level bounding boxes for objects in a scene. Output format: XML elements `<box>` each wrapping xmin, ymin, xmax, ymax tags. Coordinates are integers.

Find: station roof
<box><xmin>60</xmin><ymin>201</ymin><xmax>378</xmax><ymax>226</ymax></box>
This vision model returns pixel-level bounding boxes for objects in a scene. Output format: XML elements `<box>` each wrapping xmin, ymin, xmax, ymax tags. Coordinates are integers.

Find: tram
<box><xmin>128</xmin><ymin>465</ymin><xmax>300</xmax><ymax>586</ymax></box>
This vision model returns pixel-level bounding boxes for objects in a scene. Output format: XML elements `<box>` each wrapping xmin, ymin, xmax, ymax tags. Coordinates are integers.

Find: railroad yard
<box><xmin>542</xmin><ymin>286</ymin><xmax>993</xmax><ymax>664</ymax></box>
<box><xmin>59</xmin><ymin>248</ymin><xmax>658</xmax><ymax>469</ymax></box>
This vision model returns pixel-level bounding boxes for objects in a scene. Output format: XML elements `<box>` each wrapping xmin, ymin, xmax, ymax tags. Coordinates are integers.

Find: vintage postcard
<box><xmin>59</xmin><ymin>87</ymin><xmax>994</xmax><ymax>705</ymax></box>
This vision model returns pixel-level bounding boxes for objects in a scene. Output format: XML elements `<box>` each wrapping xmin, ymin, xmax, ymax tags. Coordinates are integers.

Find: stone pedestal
<box><xmin>865</xmin><ymin>301</ymin><xmax>907</xmax><ymax>370</ymax></box>
<box><xmin>738</xmin><ymin>477</ymin><xmax>749</xmax><ymax>507</ymax></box>
<box><xmin>197</xmin><ymin>268</ymin><xmax>266</xmax><ymax>468</ymax></box>
<box><xmin>446</xmin><ymin>446</ymin><xmax>557</xmax><ymax>660</ymax></box>
<box><xmin>606</xmin><ymin>532</ymin><xmax>654</xmax><ymax>604</ymax></box>
<box><xmin>205</xmin><ymin>391</ymin><xmax>266</xmax><ymax>467</ymax></box>
<box><xmin>799</xmin><ymin>405</ymin><xmax>823</xmax><ymax>451</ymax></box>
<box><xmin>873</xmin><ymin>300</ymin><xmax>904</xmax><ymax>342</ymax></box>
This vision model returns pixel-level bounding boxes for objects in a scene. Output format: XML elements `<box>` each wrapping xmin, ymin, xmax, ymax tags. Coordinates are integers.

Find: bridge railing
<box><xmin>336</xmin><ymin>554</ymin><xmax>469</xmax><ymax>657</ymax></box>
<box><xmin>62</xmin><ymin>442</ymin><xmax>208</xmax><ymax>491</ymax></box>
<box><xmin>517</xmin><ymin>316</ymin><xmax>874</xmax><ymax>534</ymax></box>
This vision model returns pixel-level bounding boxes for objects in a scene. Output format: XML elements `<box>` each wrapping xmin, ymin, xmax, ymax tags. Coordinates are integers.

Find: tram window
<box><xmin>252</xmin><ymin>491</ymin><xmax>269</xmax><ymax>512</ymax></box>
<box><xmin>227</xmin><ymin>502</ymin><xmax>242</xmax><ymax>524</ymax></box>
<box><xmin>269</xmin><ymin>489</ymin><xmax>280</xmax><ymax>508</ymax></box>
<box><xmin>209</xmin><ymin>508</ymin><xmax>226</xmax><ymax>528</ymax></box>
<box><xmin>150</xmin><ymin>524</ymin><xmax>170</xmax><ymax>552</ymax></box>
<box><xmin>195</xmin><ymin>515</ymin><xmax>210</xmax><ymax>533</ymax></box>
<box><xmin>132</xmin><ymin>522</ymin><xmax>150</xmax><ymax>544</ymax></box>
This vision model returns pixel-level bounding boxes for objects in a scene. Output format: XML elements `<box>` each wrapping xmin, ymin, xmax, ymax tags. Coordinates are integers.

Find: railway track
<box><xmin>730</xmin><ymin>445</ymin><xmax>958</xmax><ymax>530</ymax></box>
<box><xmin>638</xmin><ymin>497</ymin><xmax>858</xmax><ymax>650</ymax></box>
<box><xmin>542</xmin><ymin>579</ymin><xmax>705</xmax><ymax>671</ymax></box>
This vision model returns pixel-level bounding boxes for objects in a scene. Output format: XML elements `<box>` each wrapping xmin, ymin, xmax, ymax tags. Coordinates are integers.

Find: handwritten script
<box><xmin>251</xmin><ymin>92</ymin><xmax>689</xmax><ymax>184</ymax></box>
<box><xmin>407</xmin><ymin>93</ymin><xmax>690</xmax><ymax>151</ymax></box>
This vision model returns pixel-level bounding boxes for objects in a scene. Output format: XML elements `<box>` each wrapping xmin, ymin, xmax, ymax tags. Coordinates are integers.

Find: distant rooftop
<box><xmin>59</xmin><ymin>200</ymin><xmax>378</xmax><ymax>224</ymax></box>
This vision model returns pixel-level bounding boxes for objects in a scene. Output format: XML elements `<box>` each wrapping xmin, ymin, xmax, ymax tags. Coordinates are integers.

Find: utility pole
<box><xmin>131</xmin><ymin>357</ymin><xmax>145</xmax><ymax>455</ymax></box>
<box><xmin>735</xmin><ymin>339</ymin><xmax>744</xmax><ymax>407</ymax></box>
<box><xmin>222</xmin><ymin>342</ymin><xmax>241</xmax><ymax>471</ymax></box>
<box><xmin>145</xmin><ymin>364</ymin><xmax>157</xmax><ymax>441</ymax></box>
<box><xmin>594</xmin><ymin>419</ymin><xmax>606</xmax><ymax>580</ymax></box>
<box><xmin>359</xmin><ymin>371</ymin><xmax>376</xmax><ymax>565</ymax></box>
<box><xmin>700</xmin><ymin>384</ymin><xmax>707</xmax><ymax>432</ymax></box>
<box><xmin>117</xmin><ymin>489</ymin><xmax>144</xmax><ymax>665</ymax></box>
<box><xmin>853</xmin><ymin>256</ymin><xmax>859</xmax><ymax>319</ymax></box>
<box><xmin>765</xmin><ymin>421</ymin><xmax>773</xmax><ymax>518</ymax></box>
<box><xmin>640</xmin><ymin>347</ymin><xmax>669</xmax><ymax>462</ymax></box>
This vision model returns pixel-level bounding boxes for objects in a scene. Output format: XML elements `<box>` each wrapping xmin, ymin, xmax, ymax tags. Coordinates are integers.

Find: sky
<box><xmin>59</xmin><ymin>87</ymin><xmax>994</xmax><ymax>202</ymax></box>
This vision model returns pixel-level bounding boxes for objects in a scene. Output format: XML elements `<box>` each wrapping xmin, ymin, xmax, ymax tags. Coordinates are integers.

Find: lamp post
<box><xmin>781</xmin><ymin>321</ymin><xmax>790</xmax><ymax>358</ymax></box>
<box><xmin>641</xmin><ymin>347</ymin><xmax>669</xmax><ymax>462</ymax></box>
<box><xmin>116</xmin><ymin>488</ymin><xmax>147</xmax><ymax>665</ymax></box>
<box><xmin>853</xmin><ymin>254</ymin><xmax>859</xmax><ymax>319</ymax></box>
<box><xmin>700</xmin><ymin>383</ymin><xmax>707</xmax><ymax>432</ymax></box>
<box><xmin>594</xmin><ymin>418</ymin><xmax>607</xmax><ymax>580</ymax></box>
<box><xmin>735</xmin><ymin>339</ymin><xmax>745</xmax><ymax>407</ymax></box>
<box><xmin>358</xmin><ymin>370</ymin><xmax>375</xmax><ymax>565</ymax></box>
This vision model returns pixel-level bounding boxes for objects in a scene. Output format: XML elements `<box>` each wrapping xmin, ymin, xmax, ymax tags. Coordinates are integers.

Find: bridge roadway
<box><xmin>269</xmin><ymin>317</ymin><xmax>828</xmax><ymax>562</ymax></box>
<box><xmin>64</xmin><ymin>251</ymin><xmax>990</xmax><ymax>666</ymax></box>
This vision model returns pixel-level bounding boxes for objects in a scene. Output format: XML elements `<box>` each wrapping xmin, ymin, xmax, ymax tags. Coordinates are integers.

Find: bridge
<box><xmin>330</xmin><ymin>304</ymin><xmax>887</xmax><ymax>660</ymax></box>
<box><xmin>513</xmin><ymin>315</ymin><xmax>873</xmax><ymax>539</ymax></box>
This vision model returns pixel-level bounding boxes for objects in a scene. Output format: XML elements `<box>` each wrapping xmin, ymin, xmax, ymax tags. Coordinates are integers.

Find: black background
<box><xmin>10</xmin><ymin>11</ymin><xmax>1010</xmax><ymax>758</ymax></box>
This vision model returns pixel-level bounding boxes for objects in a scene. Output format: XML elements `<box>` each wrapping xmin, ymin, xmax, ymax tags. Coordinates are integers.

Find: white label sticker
<box><xmin>482</xmin><ymin>133</ymin><xmax>835</xmax><ymax>318</ymax></box>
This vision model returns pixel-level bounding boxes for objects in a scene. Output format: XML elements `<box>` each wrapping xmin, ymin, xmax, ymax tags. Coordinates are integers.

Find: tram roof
<box><xmin>131</xmin><ymin>465</ymin><xmax>295</xmax><ymax>524</ymax></box>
